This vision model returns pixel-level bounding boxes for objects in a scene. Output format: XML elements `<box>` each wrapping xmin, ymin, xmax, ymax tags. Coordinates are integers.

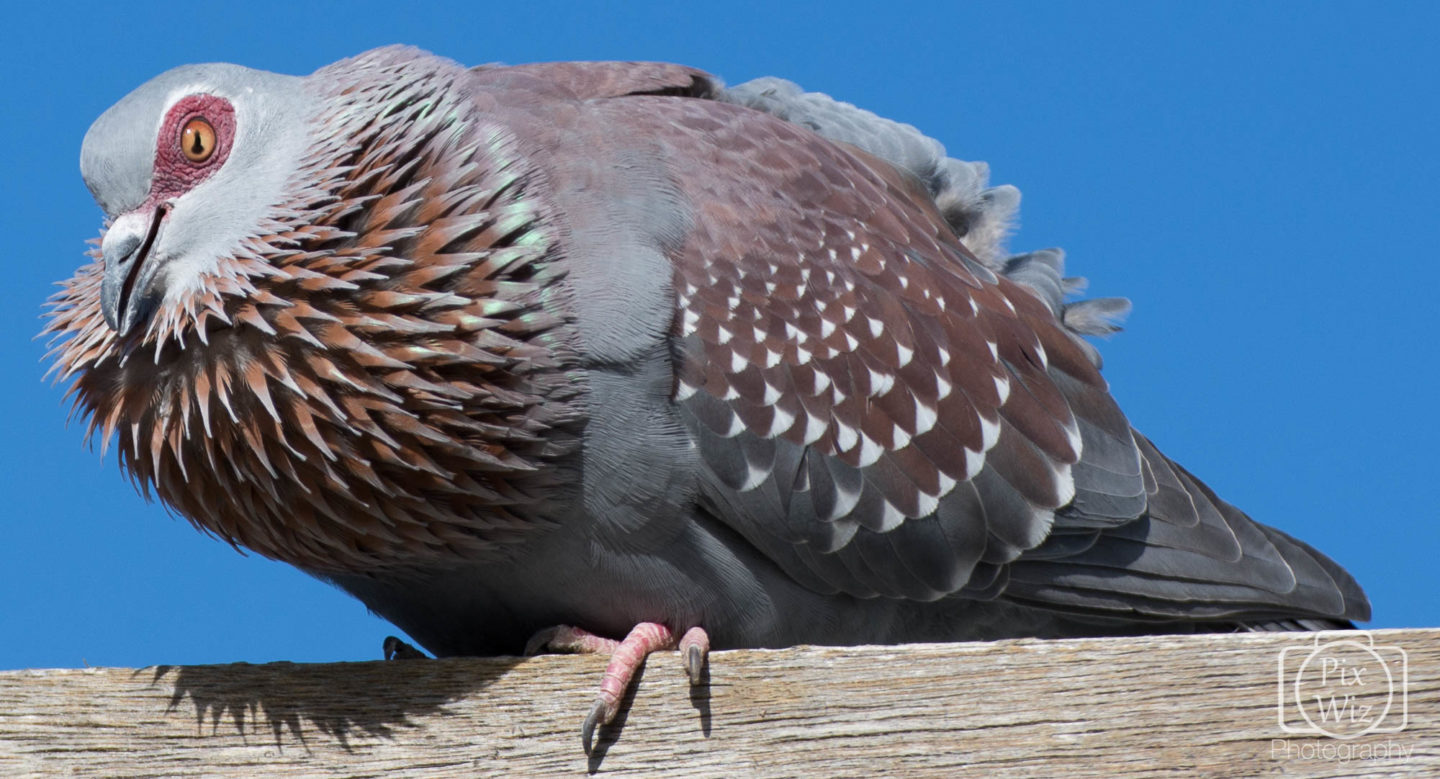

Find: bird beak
<box><xmin>100</xmin><ymin>204</ymin><xmax>167</xmax><ymax>336</ymax></box>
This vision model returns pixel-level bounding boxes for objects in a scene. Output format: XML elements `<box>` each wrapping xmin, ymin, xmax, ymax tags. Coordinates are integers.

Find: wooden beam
<box><xmin>1</xmin><ymin>628</ymin><xmax>1435</xmax><ymax>776</ymax></box>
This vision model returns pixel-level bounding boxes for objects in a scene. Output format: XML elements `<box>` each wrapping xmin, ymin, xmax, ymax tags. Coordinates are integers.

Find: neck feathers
<box><xmin>46</xmin><ymin>51</ymin><xmax>584</xmax><ymax>573</ymax></box>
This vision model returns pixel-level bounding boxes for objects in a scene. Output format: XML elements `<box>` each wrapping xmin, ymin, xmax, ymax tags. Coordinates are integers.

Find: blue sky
<box><xmin>2</xmin><ymin>2</ymin><xmax>1435</xmax><ymax>670</ymax></box>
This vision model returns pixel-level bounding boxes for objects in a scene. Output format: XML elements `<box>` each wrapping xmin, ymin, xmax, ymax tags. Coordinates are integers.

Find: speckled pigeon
<box><xmin>48</xmin><ymin>46</ymin><xmax>1368</xmax><ymax>750</ymax></box>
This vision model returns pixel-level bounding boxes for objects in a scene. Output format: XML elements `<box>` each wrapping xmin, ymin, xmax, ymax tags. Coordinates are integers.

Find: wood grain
<box><xmin>1</xmin><ymin>629</ymin><xmax>1435</xmax><ymax>777</ymax></box>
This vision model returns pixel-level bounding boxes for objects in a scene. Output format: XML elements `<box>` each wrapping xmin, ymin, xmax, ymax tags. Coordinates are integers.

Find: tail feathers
<box><xmin>1252</xmin><ymin>520</ymin><xmax>1371</xmax><ymax>622</ymax></box>
<box><xmin>1003</xmin><ymin>431</ymin><xmax>1370</xmax><ymax>629</ymax></box>
<box><xmin>1244</xmin><ymin>618</ymin><xmax>1358</xmax><ymax>632</ymax></box>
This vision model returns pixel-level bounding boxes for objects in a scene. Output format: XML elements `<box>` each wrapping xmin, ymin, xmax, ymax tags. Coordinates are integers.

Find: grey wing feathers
<box><xmin>1008</xmin><ymin>433</ymin><xmax>1370</xmax><ymax>623</ymax></box>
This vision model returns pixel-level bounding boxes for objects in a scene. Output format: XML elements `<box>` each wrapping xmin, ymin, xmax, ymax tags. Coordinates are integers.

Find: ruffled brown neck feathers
<box><xmin>46</xmin><ymin>52</ymin><xmax>582</xmax><ymax>573</ymax></box>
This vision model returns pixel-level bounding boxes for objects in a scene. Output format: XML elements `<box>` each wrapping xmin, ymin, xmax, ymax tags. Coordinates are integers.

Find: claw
<box><xmin>582</xmin><ymin>698</ymin><xmax>609</xmax><ymax>755</ymax></box>
<box><xmin>527</xmin><ymin>622</ymin><xmax>710</xmax><ymax>753</ymax></box>
<box><xmin>679</xmin><ymin>626</ymin><xmax>710</xmax><ymax>685</ymax></box>
<box><xmin>684</xmin><ymin>645</ymin><xmax>704</xmax><ymax>685</ymax></box>
<box><xmin>524</xmin><ymin>626</ymin><xmax>561</xmax><ymax>656</ymax></box>
<box><xmin>382</xmin><ymin>635</ymin><xmax>426</xmax><ymax>660</ymax></box>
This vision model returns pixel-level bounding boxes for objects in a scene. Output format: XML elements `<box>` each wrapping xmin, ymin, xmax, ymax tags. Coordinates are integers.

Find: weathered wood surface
<box><xmin>1</xmin><ymin>628</ymin><xmax>1435</xmax><ymax>777</ymax></box>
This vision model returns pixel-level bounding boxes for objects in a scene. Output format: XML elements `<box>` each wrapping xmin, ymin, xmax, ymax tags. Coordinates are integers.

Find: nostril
<box><xmin>105</xmin><ymin>233</ymin><xmax>142</xmax><ymax>269</ymax></box>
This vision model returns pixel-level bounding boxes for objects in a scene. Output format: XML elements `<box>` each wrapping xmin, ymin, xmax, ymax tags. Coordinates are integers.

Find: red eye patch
<box><xmin>147</xmin><ymin>93</ymin><xmax>236</xmax><ymax>207</ymax></box>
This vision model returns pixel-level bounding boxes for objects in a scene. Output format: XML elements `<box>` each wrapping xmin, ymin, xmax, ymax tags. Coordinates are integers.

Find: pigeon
<box><xmin>48</xmin><ymin>46</ymin><xmax>1368</xmax><ymax>751</ymax></box>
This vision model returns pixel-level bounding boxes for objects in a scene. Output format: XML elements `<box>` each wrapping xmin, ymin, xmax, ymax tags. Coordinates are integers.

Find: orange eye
<box><xmin>180</xmin><ymin>118</ymin><xmax>216</xmax><ymax>163</ymax></box>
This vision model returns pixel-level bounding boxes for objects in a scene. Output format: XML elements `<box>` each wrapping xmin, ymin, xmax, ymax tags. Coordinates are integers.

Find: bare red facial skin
<box><xmin>142</xmin><ymin>94</ymin><xmax>236</xmax><ymax>210</ymax></box>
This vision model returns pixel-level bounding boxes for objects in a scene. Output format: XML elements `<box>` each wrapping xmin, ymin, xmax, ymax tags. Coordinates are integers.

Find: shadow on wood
<box><xmin>1</xmin><ymin>628</ymin><xmax>1436</xmax><ymax>777</ymax></box>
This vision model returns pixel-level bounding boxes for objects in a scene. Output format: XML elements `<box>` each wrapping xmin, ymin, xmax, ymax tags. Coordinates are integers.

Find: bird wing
<box><xmin>1006</xmin><ymin>432</ymin><xmax>1369</xmax><ymax>622</ymax></box>
<box><xmin>596</xmin><ymin>93</ymin><xmax>1128</xmax><ymax>601</ymax></box>
<box><xmin>589</xmin><ymin>90</ymin><xmax>1365</xmax><ymax>621</ymax></box>
<box><xmin>473</xmin><ymin>60</ymin><xmax>717</xmax><ymax>100</ymax></box>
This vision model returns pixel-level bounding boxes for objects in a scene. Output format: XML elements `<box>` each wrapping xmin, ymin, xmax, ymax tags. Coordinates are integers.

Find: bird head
<box><xmin>46</xmin><ymin>48</ymin><xmax>580</xmax><ymax>571</ymax></box>
<box><xmin>79</xmin><ymin>63</ymin><xmax>312</xmax><ymax>339</ymax></box>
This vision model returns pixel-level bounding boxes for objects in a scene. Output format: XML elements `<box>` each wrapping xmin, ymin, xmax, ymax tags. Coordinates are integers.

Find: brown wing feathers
<box><xmin>654</xmin><ymin>91</ymin><xmax>1362</xmax><ymax>621</ymax></box>
<box><xmin>653</xmin><ymin>97</ymin><xmax>1089</xmax><ymax>600</ymax></box>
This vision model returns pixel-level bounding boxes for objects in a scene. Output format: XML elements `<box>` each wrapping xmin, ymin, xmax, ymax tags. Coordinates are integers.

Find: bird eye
<box><xmin>180</xmin><ymin>118</ymin><xmax>216</xmax><ymax>163</ymax></box>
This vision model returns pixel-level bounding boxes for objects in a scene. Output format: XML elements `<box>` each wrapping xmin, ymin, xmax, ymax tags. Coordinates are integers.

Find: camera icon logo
<box><xmin>1277</xmin><ymin>631</ymin><xmax>1408</xmax><ymax>739</ymax></box>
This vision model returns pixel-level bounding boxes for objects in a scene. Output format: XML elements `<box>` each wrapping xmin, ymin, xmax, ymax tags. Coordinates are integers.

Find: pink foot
<box><xmin>524</xmin><ymin>625</ymin><xmax>620</xmax><ymax>656</ymax></box>
<box><xmin>523</xmin><ymin>622</ymin><xmax>712</xmax><ymax>754</ymax></box>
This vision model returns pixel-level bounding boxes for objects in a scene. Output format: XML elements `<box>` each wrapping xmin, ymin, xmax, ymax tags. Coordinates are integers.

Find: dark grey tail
<box><xmin>1002</xmin><ymin>431</ymin><xmax>1370</xmax><ymax>630</ymax></box>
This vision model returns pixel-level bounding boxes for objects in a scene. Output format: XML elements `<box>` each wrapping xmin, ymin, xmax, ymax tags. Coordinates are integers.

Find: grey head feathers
<box><xmin>82</xmin><ymin>63</ymin><xmax>312</xmax><ymax>217</ymax></box>
<box><xmin>80</xmin><ymin>63</ymin><xmax>314</xmax><ymax>336</ymax></box>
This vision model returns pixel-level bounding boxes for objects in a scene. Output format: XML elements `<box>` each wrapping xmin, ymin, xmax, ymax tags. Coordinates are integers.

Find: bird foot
<box><xmin>382</xmin><ymin>635</ymin><xmax>427</xmax><ymax>660</ymax></box>
<box><xmin>524</xmin><ymin>622</ymin><xmax>711</xmax><ymax>754</ymax></box>
<box><xmin>524</xmin><ymin>624</ymin><xmax>621</xmax><ymax>656</ymax></box>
